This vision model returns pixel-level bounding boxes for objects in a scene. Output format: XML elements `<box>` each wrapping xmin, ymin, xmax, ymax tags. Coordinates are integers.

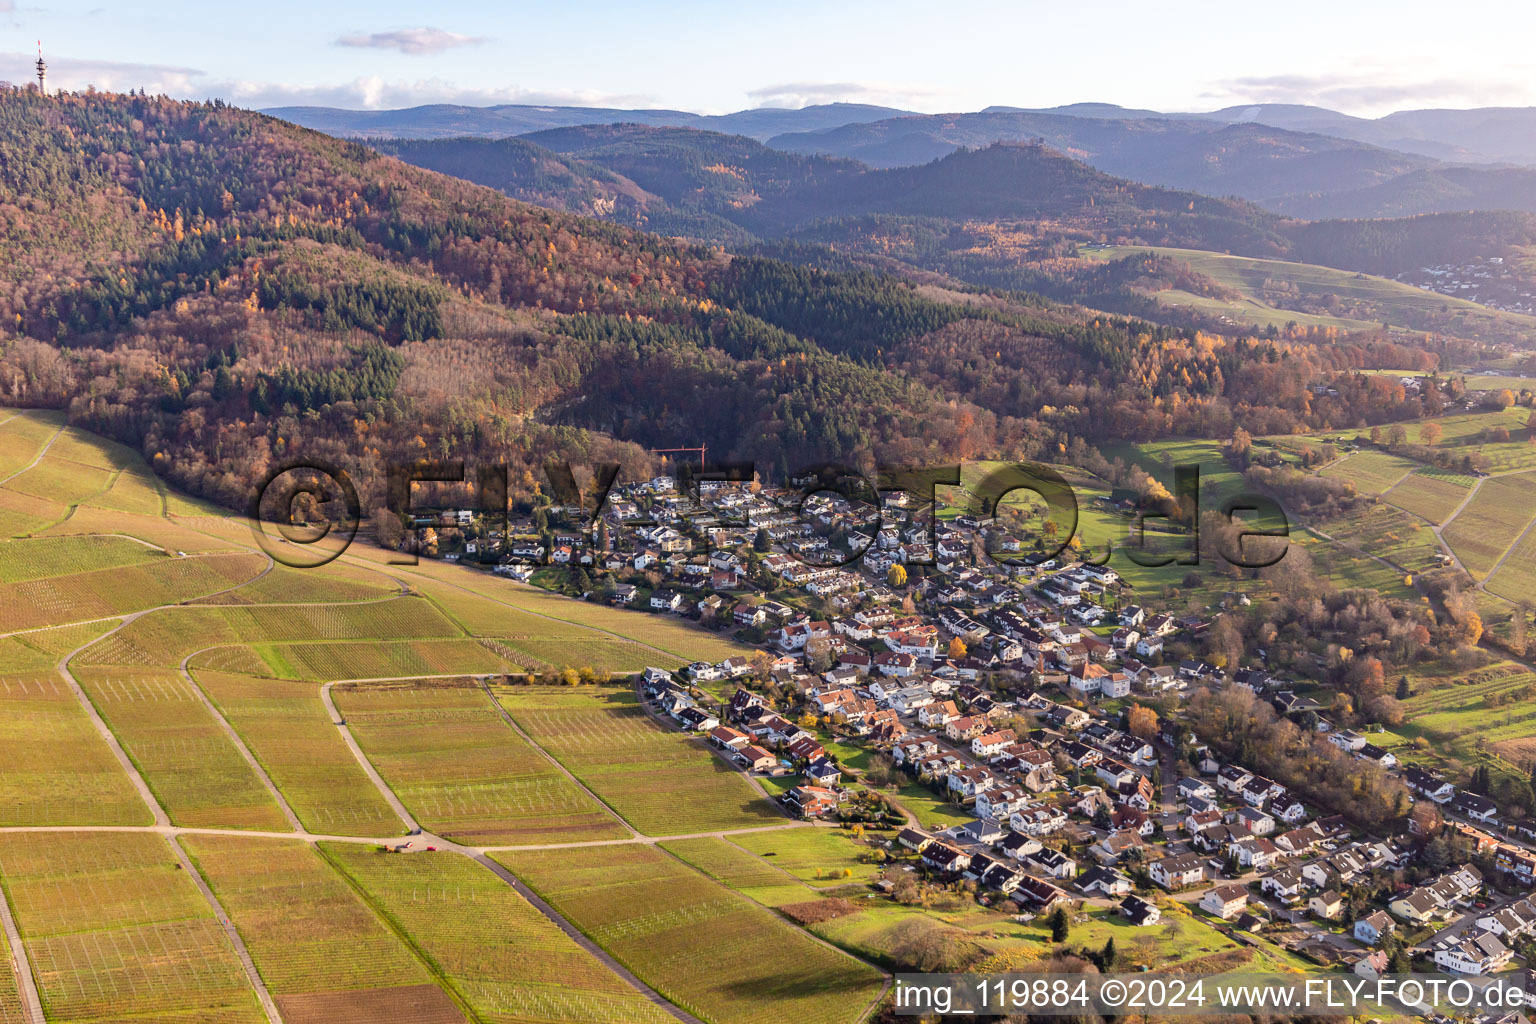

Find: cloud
<box><xmin>0</xmin><ymin>51</ymin><xmax>653</xmax><ymax>110</ymax></box>
<box><xmin>744</xmin><ymin>80</ymin><xmax>934</xmax><ymax>110</ymax></box>
<box><xmin>1201</xmin><ymin>71</ymin><xmax>1536</xmax><ymax>115</ymax></box>
<box><xmin>221</xmin><ymin>77</ymin><xmax>655</xmax><ymax>111</ymax></box>
<box><xmin>334</xmin><ymin>28</ymin><xmax>487</xmax><ymax>56</ymax></box>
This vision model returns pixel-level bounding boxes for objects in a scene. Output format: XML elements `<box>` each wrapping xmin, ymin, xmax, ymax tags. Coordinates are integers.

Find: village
<box><xmin>428</xmin><ymin>470</ymin><xmax>1536</xmax><ymax>989</ymax></box>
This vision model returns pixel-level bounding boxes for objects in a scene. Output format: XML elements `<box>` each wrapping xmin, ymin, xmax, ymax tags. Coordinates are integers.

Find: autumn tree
<box><xmin>1127</xmin><ymin>704</ymin><xmax>1158</xmax><ymax>738</ymax></box>
<box><xmin>947</xmin><ymin>637</ymin><xmax>968</xmax><ymax>660</ymax></box>
<box><xmin>1419</xmin><ymin>422</ymin><xmax>1443</xmax><ymax>446</ymax></box>
<box><xmin>887</xmin><ymin>564</ymin><xmax>908</xmax><ymax>587</ymax></box>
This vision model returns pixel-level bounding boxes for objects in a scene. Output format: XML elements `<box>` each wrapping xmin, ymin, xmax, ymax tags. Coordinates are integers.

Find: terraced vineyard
<box><xmin>0</xmin><ymin>552</ymin><xmax>268</xmax><ymax>631</ymax></box>
<box><xmin>324</xmin><ymin>843</ymin><xmax>675</xmax><ymax>1024</ymax></box>
<box><xmin>181</xmin><ymin>835</ymin><xmax>465</xmax><ymax>1024</ymax></box>
<box><xmin>0</xmin><ymin>832</ymin><xmax>267</xmax><ymax>1023</ymax></box>
<box><xmin>1486</xmin><ymin>522</ymin><xmax>1536</xmax><ymax>604</ymax></box>
<box><xmin>0</xmin><ymin>674</ymin><xmax>149</xmax><ymax>827</ymax></box>
<box><xmin>1383</xmin><ymin>470</ymin><xmax>1474</xmax><ymax>524</ymax></box>
<box><xmin>1322</xmin><ymin>450</ymin><xmax>1420</xmax><ymax>494</ymax></box>
<box><xmin>0</xmin><ymin>946</ymin><xmax>23</xmax><ymax>1024</ymax></box>
<box><xmin>1314</xmin><ymin>503</ymin><xmax>1442</xmax><ymax>577</ymax></box>
<box><xmin>497</xmin><ymin>843</ymin><xmax>884</xmax><ymax>1024</ymax></box>
<box><xmin>496</xmin><ymin>684</ymin><xmax>785</xmax><ymax>835</ymax></box>
<box><xmin>1443</xmin><ymin>473</ymin><xmax>1536</xmax><ymax>578</ymax></box>
<box><xmin>71</xmin><ymin>667</ymin><xmax>291</xmax><ymax>831</ymax></box>
<box><xmin>0</xmin><ymin>536</ymin><xmax>162</xmax><ymax>583</ymax></box>
<box><xmin>253</xmin><ymin>638</ymin><xmax>519</xmax><ymax>680</ymax></box>
<box><xmin>0</xmin><ymin>620</ymin><xmax>124</xmax><ymax>674</ymax></box>
<box><xmin>333</xmin><ymin>680</ymin><xmax>630</xmax><ymax>845</ymax></box>
<box><xmin>192</xmin><ymin>670</ymin><xmax>406</xmax><ymax>836</ymax></box>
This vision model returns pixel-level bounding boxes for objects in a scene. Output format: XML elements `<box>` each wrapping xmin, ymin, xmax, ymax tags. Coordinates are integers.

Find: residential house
<box><xmin>786</xmin><ymin>785</ymin><xmax>839</xmax><ymax>819</ymax></box>
<box><xmin>1121</xmin><ymin>894</ymin><xmax>1161</xmax><ymax>926</ymax></box>
<box><xmin>1077</xmin><ymin>865</ymin><xmax>1133</xmax><ymax>898</ymax></box>
<box><xmin>972</xmin><ymin>730</ymin><xmax>1016</xmax><ymax>758</ymax></box>
<box><xmin>1355</xmin><ymin>910</ymin><xmax>1393</xmax><ymax>946</ymax></box>
<box><xmin>922</xmin><ymin>842</ymin><xmax>973</xmax><ymax>876</ymax></box>
<box><xmin>736</xmin><ymin>745</ymin><xmax>776</xmax><ymax>771</ymax></box>
<box><xmin>1404</xmin><ymin>766</ymin><xmax>1456</xmax><ymax>804</ymax></box>
<box><xmin>1433</xmin><ymin>931</ymin><xmax>1511</xmax><ymax>976</ymax></box>
<box><xmin>1201</xmin><ymin>884</ymin><xmax>1249</xmax><ymax>920</ymax></box>
<box><xmin>1150</xmin><ymin>853</ymin><xmax>1206</xmax><ymax>890</ymax></box>
<box><xmin>1309</xmin><ymin>890</ymin><xmax>1344</xmax><ymax>920</ymax></box>
<box><xmin>1261</xmin><ymin>866</ymin><xmax>1308</xmax><ymax>903</ymax></box>
<box><xmin>1090</xmin><ymin>832</ymin><xmax>1145</xmax><ymax>865</ymax></box>
<box><xmin>1010</xmin><ymin>803</ymin><xmax>1069</xmax><ymax>836</ymax></box>
<box><xmin>1026</xmin><ymin>847</ymin><xmax>1077</xmax><ymax>880</ymax></box>
<box><xmin>1389</xmin><ymin>889</ymin><xmax>1441</xmax><ymax>924</ymax></box>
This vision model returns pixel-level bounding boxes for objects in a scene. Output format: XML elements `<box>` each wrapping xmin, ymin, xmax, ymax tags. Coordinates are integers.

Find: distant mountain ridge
<box><xmin>265</xmin><ymin>98</ymin><xmax>1536</xmax><ymax>164</ymax></box>
<box><xmin>262</xmin><ymin>101</ymin><xmax>908</xmax><ymax>142</ymax></box>
<box><xmin>268</xmin><ymin>100</ymin><xmax>1536</xmax><ymax>219</ymax></box>
<box><xmin>767</xmin><ymin>111</ymin><xmax>1435</xmax><ymax>201</ymax></box>
<box><xmin>379</xmin><ymin>124</ymin><xmax>1536</xmax><ymax>281</ymax></box>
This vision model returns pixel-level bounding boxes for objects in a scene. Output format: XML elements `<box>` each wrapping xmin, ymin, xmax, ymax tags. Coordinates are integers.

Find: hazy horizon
<box><xmin>3</xmin><ymin>0</ymin><xmax>1533</xmax><ymax>118</ymax></box>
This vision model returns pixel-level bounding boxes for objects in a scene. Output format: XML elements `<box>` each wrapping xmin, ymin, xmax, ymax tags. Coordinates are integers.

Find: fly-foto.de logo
<box><xmin>249</xmin><ymin>458</ymin><xmax>1291</xmax><ymax>572</ymax></box>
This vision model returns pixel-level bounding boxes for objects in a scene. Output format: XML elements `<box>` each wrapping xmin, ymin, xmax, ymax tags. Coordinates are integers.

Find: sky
<box><xmin>2</xmin><ymin>0</ymin><xmax>1533</xmax><ymax>117</ymax></box>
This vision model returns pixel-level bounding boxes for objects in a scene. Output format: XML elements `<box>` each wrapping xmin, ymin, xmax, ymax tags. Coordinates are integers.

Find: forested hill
<box><xmin>0</xmin><ymin>91</ymin><xmax>1458</xmax><ymax>515</ymax></box>
<box><xmin>391</xmin><ymin>125</ymin><xmax>1536</xmax><ymax>280</ymax></box>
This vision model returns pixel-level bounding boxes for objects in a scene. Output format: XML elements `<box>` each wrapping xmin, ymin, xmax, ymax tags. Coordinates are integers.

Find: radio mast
<box><xmin>35</xmin><ymin>42</ymin><xmax>46</xmax><ymax>96</ymax></box>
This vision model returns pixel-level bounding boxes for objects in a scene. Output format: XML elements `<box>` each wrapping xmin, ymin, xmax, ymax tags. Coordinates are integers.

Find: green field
<box><xmin>496</xmin><ymin>843</ymin><xmax>884</xmax><ymax>1024</ymax></box>
<box><xmin>1399</xmin><ymin>662</ymin><xmax>1536</xmax><ymax>776</ymax></box>
<box><xmin>659</xmin><ymin>837</ymin><xmax>822</xmax><ymax>907</ymax></box>
<box><xmin>728</xmin><ymin>828</ymin><xmax>883</xmax><ymax>885</ymax></box>
<box><xmin>1087</xmin><ymin>244</ymin><xmax>1536</xmax><ymax>337</ymax></box>
<box><xmin>334</xmin><ymin>680</ymin><xmax>631</xmax><ymax>845</ymax></box>
<box><xmin>181</xmin><ymin>835</ymin><xmax>465</xmax><ymax>1024</ymax></box>
<box><xmin>893</xmin><ymin>782</ymin><xmax>973</xmax><ymax>830</ymax></box>
<box><xmin>0</xmin><ymin>832</ymin><xmax>267</xmax><ymax>1023</ymax></box>
<box><xmin>494</xmin><ymin>684</ymin><xmax>784</xmax><ymax>835</ymax></box>
<box><xmin>193</xmin><ymin>670</ymin><xmax>406</xmax><ymax>836</ymax></box>
<box><xmin>1361</xmin><ymin>369</ymin><xmax>1536</xmax><ymax>393</ymax></box>
<box><xmin>323</xmin><ymin>843</ymin><xmax>673</xmax><ymax>1024</ymax></box>
<box><xmin>1322</xmin><ymin>451</ymin><xmax>1420</xmax><ymax>494</ymax></box>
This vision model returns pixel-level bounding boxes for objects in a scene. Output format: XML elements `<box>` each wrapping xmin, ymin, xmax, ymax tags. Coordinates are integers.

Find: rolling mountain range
<box><xmin>375</xmin><ymin>125</ymin><xmax>1536</xmax><ymax>284</ymax></box>
<box><xmin>0</xmin><ymin>92</ymin><xmax>1469</xmax><ymax>518</ymax></box>
<box><xmin>261</xmin><ymin>101</ymin><xmax>908</xmax><ymax>143</ymax></box>
<box><xmin>271</xmin><ymin>100</ymin><xmax>1536</xmax><ymax>219</ymax></box>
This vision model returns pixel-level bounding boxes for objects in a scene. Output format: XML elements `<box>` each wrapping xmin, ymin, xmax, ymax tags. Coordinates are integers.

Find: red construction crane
<box><xmin>651</xmin><ymin>445</ymin><xmax>707</xmax><ymax>465</ymax></box>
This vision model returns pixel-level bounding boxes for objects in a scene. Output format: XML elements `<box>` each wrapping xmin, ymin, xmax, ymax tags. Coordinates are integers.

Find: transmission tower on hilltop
<box><xmin>35</xmin><ymin>42</ymin><xmax>46</xmax><ymax>96</ymax></box>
